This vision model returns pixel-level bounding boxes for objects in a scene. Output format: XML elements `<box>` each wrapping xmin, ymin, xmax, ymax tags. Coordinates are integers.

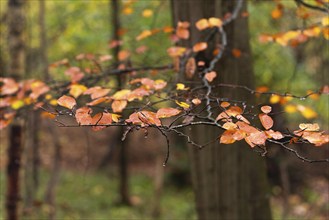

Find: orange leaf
<box><xmin>220</xmin><ymin>130</ymin><xmax>237</xmax><ymax>144</ymax></box>
<box><xmin>156</xmin><ymin>108</ymin><xmax>181</xmax><ymax>119</ymax></box>
<box><xmin>193</xmin><ymin>42</ymin><xmax>208</xmax><ymax>52</ymax></box>
<box><xmin>75</xmin><ymin>107</ymin><xmax>93</xmax><ymax>125</ymax></box>
<box><xmin>192</xmin><ymin>98</ymin><xmax>201</xmax><ymax>105</ymax></box>
<box><xmin>208</xmin><ymin>17</ymin><xmax>222</xmax><ymax>27</ymax></box>
<box><xmin>245</xmin><ymin>131</ymin><xmax>267</xmax><ymax>147</ymax></box>
<box><xmin>118</xmin><ymin>50</ymin><xmax>130</xmax><ymax>61</ymax></box>
<box><xmin>195</xmin><ymin>18</ymin><xmax>209</xmax><ymax>30</ymax></box>
<box><xmin>112</xmin><ymin>100</ymin><xmax>127</xmax><ymax>113</ymax></box>
<box><xmin>205</xmin><ymin>71</ymin><xmax>217</xmax><ymax>82</ymax></box>
<box><xmin>0</xmin><ymin>78</ymin><xmax>19</xmax><ymax>95</ymax></box>
<box><xmin>299</xmin><ymin>123</ymin><xmax>320</xmax><ymax>131</ymax></box>
<box><xmin>259</xmin><ymin>113</ymin><xmax>274</xmax><ymax>130</ymax></box>
<box><xmin>57</xmin><ymin>95</ymin><xmax>76</xmax><ymax>110</ymax></box>
<box><xmin>232</xmin><ymin>49</ymin><xmax>242</xmax><ymax>58</ymax></box>
<box><xmin>84</xmin><ymin>86</ymin><xmax>111</xmax><ymax>100</ymax></box>
<box><xmin>260</xmin><ymin>105</ymin><xmax>272</xmax><ymax>114</ymax></box>
<box><xmin>265</xmin><ymin>130</ymin><xmax>284</xmax><ymax>140</ymax></box>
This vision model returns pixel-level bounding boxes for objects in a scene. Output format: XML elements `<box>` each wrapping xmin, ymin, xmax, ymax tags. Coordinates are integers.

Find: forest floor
<box><xmin>0</xmin><ymin>122</ymin><xmax>328</xmax><ymax>219</ymax></box>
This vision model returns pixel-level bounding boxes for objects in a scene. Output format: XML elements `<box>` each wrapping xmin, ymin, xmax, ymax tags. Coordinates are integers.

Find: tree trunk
<box><xmin>171</xmin><ymin>1</ymin><xmax>272</xmax><ymax>219</ymax></box>
<box><xmin>6</xmin><ymin>0</ymin><xmax>26</xmax><ymax>219</ymax></box>
<box><xmin>110</xmin><ymin>0</ymin><xmax>131</xmax><ymax>205</ymax></box>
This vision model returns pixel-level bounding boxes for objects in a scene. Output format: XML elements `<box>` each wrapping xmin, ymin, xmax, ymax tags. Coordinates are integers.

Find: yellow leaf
<box><xmin>284</xmin><ymin>104</ymin><xmax>297</xmax><ymax>113</ymax></box>
<box><xmin>69</xmin><ymin>84</ymin><xmax>87</xmax><ymax>98</ymax></box>
<box><xmin>322</xmin><ymin>17</ymin><xmax>329</xmax><ymax>26</ymax></box>
<box><xmin>11</xmin><ymin>99</ymin><xmax>24</xmax><ymax>110</ymax></box>
<box><xmin>175</xmin><ymin>101</ymin><xmax>190</xmax><ymax>109</ymax></box>
<box><xmin>123</xmin><ymin>7</ymin><xmax>133</xmax><ymax>15</ymax></box>
<box><xmin>142</xmin><ymin>9</ymin><xmax>153</xmax><ymax>17</ymax></box>
<box><xmin>269</xmin><ymin>95</ymin><xmax>281</xmax><ymax>104</ymax></box>
<box><xmin>297</xmin><ymin>105</ymin><xmax>317</xmax><ymax>119</ymax></box>
<box><xmin>136</xmin><ymin>30</ymin><xmax>152</xmax><ymax>41</ymax></box>
<box><xmin>176</xmin><ymin>83</ymin><xmax>188</xmax><ymax>90</ymax></box>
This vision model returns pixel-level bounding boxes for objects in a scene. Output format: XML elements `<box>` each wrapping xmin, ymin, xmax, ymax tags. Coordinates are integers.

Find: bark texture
<box><xmin>171</xmin><ymin>1</ymin><xmax>272</xmax><ymax>219</ymax></box>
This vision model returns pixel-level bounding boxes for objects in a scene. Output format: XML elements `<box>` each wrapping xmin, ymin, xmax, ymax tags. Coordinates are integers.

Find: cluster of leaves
<box><xmin>1</xmin><ymin>0</ymin><xmax>329</xmax><ymax>165</ymax></box>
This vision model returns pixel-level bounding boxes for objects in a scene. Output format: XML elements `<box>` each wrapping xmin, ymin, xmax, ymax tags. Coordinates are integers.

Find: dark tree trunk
<box><xmin>6</xmin><ymin>0</ymin><xmax>26</xmax><ymax>219</ymax></box>
<box><xmin>6</xmin><ymin>126</ymin><xmax>23</xmax><ymax>220</ymax></box>
<box><xmin>171</xmin><ymin>1</ymin><xmax>272</xmax><ymax>219</ymax></box>
<box><xmin>110</xmin><ymin>0</ymin><xmax>131</xmax><ymax>205</ymax></box>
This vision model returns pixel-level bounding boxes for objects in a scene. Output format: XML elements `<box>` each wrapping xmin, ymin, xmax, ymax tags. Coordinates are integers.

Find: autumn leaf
<box><xmin>57</xmin><ymin>95</ymin><xmax>76</xmax><ymax>110</ymax></box>
<box><xmin>192</xmin><ymin>98</ymin><xmax>201</xmax><ymax>105</ymax></box>
<box><xmin>142</xmin><ymin>9</ymin><xmax>153</xmax><ymax>17</ymax></box>
<box><xmin>69</xmin><ymin>84</ymin><xmax>87</xmax><ymax>98</ymax></box>
<box><xmin>205</xmin><ymin>71</ymin><xmax>217</xmax><ymax>82</ymax></box>
<box><xmin>136</xmin><ymin>30</ymin><xmax>152</xmax><ymax>41</ymax></box>
<box><xmin>193</xmin><ymin>42</ymin><xmax>208</xmax><ymax>52</ymax></box>
<box><xmin>265</xmin><ymin>130</ymin><xmax>284</xmax><ymax>140</ymax></box>
<box><xmin>156</xmin><ymin>108</ymin><xmax>181</xmax><ymax>118</ymax></box>
<box><xmin>175</xmin><ymin>101</ymin><xmax>190</xmax><ymax>109</ymax></box>
<box><xmin>232</xmin><ymin>49</ymin><xmax>242</xmax><ymax>58</ymax></box>
<box><xmin>220</xmin><ymin>130</ymin><xmax>237</xmax><ymax>144</ymax></box>
<box><xmin>260</xmin><ymin>105</ymin><xmax>272</xmax><ymax>114</ymax></box>
<box><xmin>112</xmin><ymin>100</ymin><xmax>128</xmax><ymax>113</ymax></box>
<box><xmin>195</xmin><ymin>19</ymin><xmax>209</xmax><ymax>30</ymax></box>
<box><xmin>299</xmin><ymin>123</ymin><xmax>320</xmax><ymax>131</ymax></box>
<box><xmin>259</xmin><ymin>113</ymin><xmax>274</xmax><ymax>130</ymax></box>
<box><xmin>84</xmin><ymin>86</ymin><xmax>111</xmax><ymax>100</ymax></box>
<box><xmin>245</xmin><ymin>131</ymin><xmax>267</xmax><ymax>148</ymax></box>
<box><xmin>176</xmin><ymin>83</ymin><xmax>188</xmax><ymax>90</ymax></box>
<box><xmin>167</xmin><ymin>46</ymin><xmax>186</xmax><ymax>57</ymax></box>
<box><xmin>75</xmin><ymin>107</ymin><xmax>93</xmax><ymax>125</ymax></box>
<box><xmin>0</xmin><ymin>78</ymin><xmax>19</xmax><ymax>95</ymax></box>
<box><xmin>185</xmin><ymin>57</ymin><xmax>196</xmax><ymax>79</ymax></box>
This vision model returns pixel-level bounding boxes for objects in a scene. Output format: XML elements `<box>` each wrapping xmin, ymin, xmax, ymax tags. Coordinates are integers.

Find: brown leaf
<box><xmin>185</xmin><ymin>58</ymin><xmax>196</xmax><ymax>79</ymax></box>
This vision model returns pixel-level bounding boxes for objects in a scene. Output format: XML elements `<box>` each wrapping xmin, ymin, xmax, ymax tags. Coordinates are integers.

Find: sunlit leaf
<box><xmin>260</xmin><ymin>105</ymin><xmax>272</xmax><ymax>114</ymax></box>
<box><xmin>112</xmin><ymin>100</ymin><xmax>127</xmax><ymax>113</ymax></box>
<box><xmin>205</xmin><ymin>71</ymin><xmax>217</xmax><ymax>82</ymax></box>
<box><xmin>0</xmin><ymin>78</ymin><xmax>19</xmax><ymax>95</ymax></box>
<box><xmin>192</xmin><ymin>98</ymin><xmax>201</xmax><ymax>105</ymax></box>
<box><xmin>193</xmin><ymin>42</ymin><xmax>208</xmax><ymax>52</ymax></box>
<box><xmin>142</xmin><ymin>9</ymin><xmax>153</xmax><ymax>17</ymax></box>
<box><xmin>75</xmin><ymin>107</ymin><xmax>93</xmax><ymax>125</ymax></box>
<box><xmin>297</xmin><ymin>105</ymin><xmax>317</xmax><ymax>119</ymax></box>
<box><xmin>176</xmin><ymin>83</ymin><xmax>188</xmax><ymax>90</ymax></box>
<box><xmin>259</xmin><ymin>113</ymin><xmax>274</xmax><ymax>130</ymax></box>
<box><xmin>57</xmin><ymin>95</ymin><xmax>76</xmax><ymax>110</ymax></box>
<box><xmin>175</xmin><ymin>101</ymin><xmax>190</xmax><ymax>109</ymax></box>
<box><xmin>69</xmin><ymin>84</ymin><xmax>87</xmax><ymax>98</ymax></box>
<box><xmin>156</xmin><ymin>108</ymin><xmax>181</xmax><ymax>118</ymax></box>
<box><xmin>299</xmin><ymin>123</ymin><xmax>320</xmax><ymax>131</ymax></box>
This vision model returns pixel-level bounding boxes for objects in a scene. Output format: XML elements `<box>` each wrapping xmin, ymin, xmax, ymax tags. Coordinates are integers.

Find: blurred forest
<box><xmin>0</xmin><ymin>0</ymin><xmax>328</xmax><ymax>219</ymax></box>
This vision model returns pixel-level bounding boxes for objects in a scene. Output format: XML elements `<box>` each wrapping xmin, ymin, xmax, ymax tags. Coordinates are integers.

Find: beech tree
<box><xmin>1</xmin><ymin>0</ymin><xmax>329</xmax><ymax>219</ymax></box>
